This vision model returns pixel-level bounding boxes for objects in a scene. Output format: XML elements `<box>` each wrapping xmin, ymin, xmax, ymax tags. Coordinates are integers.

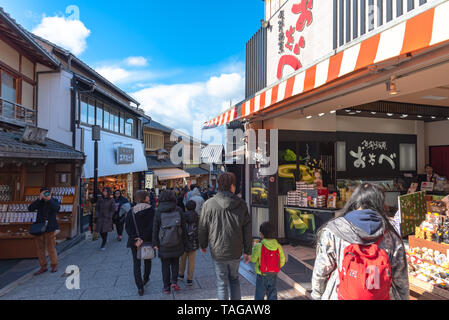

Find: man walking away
<box><xmin>28</xmin><ymin>187</ymin><xmax>60</xmax><ymax>275</ymax></box>
<box><xmin>179</xmin><ymin>200</ymin><xmax>199</xmax><ymax>285</ymax></box>
<box><xmin>199</xmin><ymin>172</ymin><xmax>252</xmax><ymax>300</ymax></box>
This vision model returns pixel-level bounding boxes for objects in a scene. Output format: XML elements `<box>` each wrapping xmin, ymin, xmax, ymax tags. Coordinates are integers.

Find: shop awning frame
<box><xmin>154</xmin><ymin>168</ymin><xmax>190</xmax><ymax>181</ymax></box>
<box><xmin>203</xmin><ymin>1</ymin><xmax>449</xmax><ymax>129</ymax></box>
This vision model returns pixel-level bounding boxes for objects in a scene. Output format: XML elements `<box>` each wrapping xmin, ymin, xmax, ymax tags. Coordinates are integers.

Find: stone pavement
<box><xmin>0</xmin><ymin>231</ymin><xmax>258</xmax><ymax>300</ymax></box>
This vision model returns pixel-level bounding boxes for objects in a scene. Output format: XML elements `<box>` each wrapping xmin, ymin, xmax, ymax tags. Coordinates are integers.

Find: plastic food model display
<box><xmin>407</xmin><ymin>248</ymin><xmax>449</xmax><ymax>291</ymax></box>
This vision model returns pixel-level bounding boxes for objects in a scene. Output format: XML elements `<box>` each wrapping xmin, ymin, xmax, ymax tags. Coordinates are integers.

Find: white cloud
<box><xmin>32</xmin><ymin>15</ymin><xmax>91</xmax><ymax>55</ymax></box>
<box><xmin>125</xmin><ymin>56</ymin><xmax>148</xmax><ymax>67</ymax></box>
<box><xmin>96</xmin><ymin>66</ymin><xmax>131</xmax><ymax>84</ymax></box>
<box><xmin>131</xmin><ymin>72</ymin><xmax>245</xmax><ymax>134</ymax></box>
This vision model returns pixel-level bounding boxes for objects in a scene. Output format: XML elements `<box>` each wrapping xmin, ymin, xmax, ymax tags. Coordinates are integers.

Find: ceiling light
<box><xmin>318</xmin><ymin>113</ymin><xmax>325</xmax><ymax>117</ymax></box>
<box><xmin>387</xmin><ymin>76</ymin><xmax>400</xmax><ymax>95</ymax></box>
<box><xmin>422</xmin><ymin>95</ymin><xmax>448</xmax><ymax>101</ymax></box>
<box><xmin>371</xmin><ymin>112</ymin><xmax>377</xmax><ymax>115</ymax></box>
<box><xmin>417</xmin><ymin>115</ymin><xmax>423</xmax><ymax>118</ymax></box>
<box><xmin>330</xmin><ymin>110</ymin><xmax>336</xmax><ymax>114</ymax></box>
<box><xmin>345</xmin><ymin>109</ymin><xmax>351</xmax><ymax>113</ymax></box>
<box><xmin>306</xmin><ymin>116</ymin><xmax>312</xmax><ymax>119</ymax></box>
<box><xmin>349</xmin><ymin>112</ymin><xmax>357</xmax><ymax>115</ymax></box>
<box><xmin>387</xmin><ymin>113</ymin><xmax>393</xmax><ymax>117</ymax></box>
<box><xmin>356</xmin><ymin>110</ymin><xmax>362</xmax><ymax>114</ymax></box>
<box><xmin>431</xmin><ymin>116</ymin><xmax>436</xmax><ymax>119</ymax></box>
<box><xmin>401</xmin><ymin>114</ymin><xmax>408</xmax><ymax>118</ymax></box>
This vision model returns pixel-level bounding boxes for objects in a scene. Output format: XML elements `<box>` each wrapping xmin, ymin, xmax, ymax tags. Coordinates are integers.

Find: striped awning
<box><xmin>203</xmin><ymin>1</ymin><xmax>449</xmax><ymax>129</ymax></box>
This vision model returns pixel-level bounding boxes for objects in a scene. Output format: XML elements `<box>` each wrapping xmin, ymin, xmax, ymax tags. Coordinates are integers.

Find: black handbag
<box><xmin>30</xmin><ymin>220</ymin><xmax>48</xmax><ymax>236</ymax></box>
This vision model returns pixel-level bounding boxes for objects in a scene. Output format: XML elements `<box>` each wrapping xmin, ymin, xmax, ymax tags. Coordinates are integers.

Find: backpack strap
<box><xmin>130</xmin><ymin>208</ymin><xmax>141</xmax><ymax>239</ymax></box>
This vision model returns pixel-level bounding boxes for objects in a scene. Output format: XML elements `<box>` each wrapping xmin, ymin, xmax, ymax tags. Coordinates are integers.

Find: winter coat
<box><xmin>152</xmin><ymin>201</ymin><xmax>187</xmax><ymax>259</ymax></box>
<box><xmin>95</xmin><ymin>196</ymin><xmax>115</xmax><ymax>233</ymax></box>
<box><xmin>251</xmin><ymin>239</ymin><xmax>286</xmax><ymax>275</ymax></box>
<box><xmin>184</xmin><ymin>209</ymin><xmax>199</xmax><ymax>252</ymax></box>
<box><xmin>311</xmin><ymin>209</ymin><xmax>410</xmax><ymax>300</ymax></box>
<box><xmin>199</xmin><ymin>191</ymin><xmax>252</xmax><ymax>262</ymax></box>
<box><xmin>113</xmin><ymin>196</ymin><xmax>129</xmax><ymax>221</ymax></box>
<box><xmin>125</xmin><ymin>203</ymin><xmax>155</xmax><ymax>248</ymax></box>
<box><xmin>28</xmin><ymin>198</ymin><xmax>60</xmax><ymax>233</ymax></box>
<box><xmin>189</xmin><ymin>188</ymin><xmax>205</xmax><ymax>216</ymax></box>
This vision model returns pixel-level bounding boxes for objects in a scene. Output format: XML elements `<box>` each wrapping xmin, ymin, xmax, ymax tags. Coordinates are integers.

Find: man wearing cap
<box><xmin>28</xmin><ymin>187</ymin><xmax>60</xmax><ymax>275</ymax></box>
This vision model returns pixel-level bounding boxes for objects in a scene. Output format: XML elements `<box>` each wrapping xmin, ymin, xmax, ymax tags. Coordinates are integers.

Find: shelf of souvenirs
<box><xmin>0</xmin><ymin>204</ymin><xmax>74</xmax><ymax>225</ymax></box>
<box><xmin>407</xmin><ymin>241</ymin><xmax>449</xmax><ymax>297</ymax></box>
<box><xmin>24</xmin><ymin>186</ymin><xmax>76</xmax><ymax>204</ymax></box>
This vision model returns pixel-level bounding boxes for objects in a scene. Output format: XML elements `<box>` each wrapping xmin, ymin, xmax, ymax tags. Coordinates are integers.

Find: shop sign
<box><xmin>117</xmin><ymin>147</ymin><xmax>134</xmax><ymax>165</ymax></box>
<box><xmin>145</xmin><ymin>171</ymin><xmax>154</xmax><ymax>189</ymax></box>
<box><xmin>338</xmin><ymin>132</ymin><xmax>417</xmax><ymax>179</ymax></box>
<box><xmin>21</xmin><ymin>126</ymin><xmax>48</xmax><ymax>144</ymax></box>
<box><xmin>267</xmin><ymin>0</ymin><xmax>333</xmax><ymax>86</ymax></box>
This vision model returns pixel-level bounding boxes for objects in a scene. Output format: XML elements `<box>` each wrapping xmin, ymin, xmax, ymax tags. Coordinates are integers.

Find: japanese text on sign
<box><xmin>277</xmin><ymin>0</ymin><xmax>313</xmax><ymax>80</ymax></box>
<box><xmin>350</xmin><ymin>140</ymin><xmax>397</xmax><ymax>170</ymax></box>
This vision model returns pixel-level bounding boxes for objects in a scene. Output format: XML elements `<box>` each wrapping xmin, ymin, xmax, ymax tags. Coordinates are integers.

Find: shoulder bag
<box><xmin>131</xmin><ymin>209</ymin><xmax>155</xmax><ymax>260</ymax></box>
<box><xmin>30</xmin><ymin>220</ymin><xmax>48</xmax><ymax>236</ymax></box>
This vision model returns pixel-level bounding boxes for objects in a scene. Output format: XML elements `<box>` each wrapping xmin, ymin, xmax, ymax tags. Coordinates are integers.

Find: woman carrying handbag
<box><xmin>125</xmin><ymin>190</ymin><xmax>155</xmax><ymax>296</ymax></box>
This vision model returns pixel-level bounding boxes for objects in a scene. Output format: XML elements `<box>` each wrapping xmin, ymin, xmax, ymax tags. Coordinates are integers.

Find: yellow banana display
<box><xmin>278</xmin><ymin>164</ymin><xmax>315</xmax><ymax>183</ymax></box>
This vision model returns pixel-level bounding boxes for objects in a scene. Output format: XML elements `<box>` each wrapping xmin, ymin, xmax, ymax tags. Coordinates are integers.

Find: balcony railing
<box><xmin>0</xmin><ymin>98</ymin><xmax>36</xmax><ymax>127</ymax></box>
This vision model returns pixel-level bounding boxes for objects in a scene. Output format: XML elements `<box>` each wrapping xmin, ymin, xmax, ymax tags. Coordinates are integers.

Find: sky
<box><xmin>2</xmin><ymin>1</ymin><xmax>264</xmax><ymax>139</ymax></box>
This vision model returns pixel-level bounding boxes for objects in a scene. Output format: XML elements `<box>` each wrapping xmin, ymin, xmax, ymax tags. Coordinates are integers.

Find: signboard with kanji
<box><xmin>337</xmin><ymin>132</ymin><xmax>417</xmax><ymax>179</ymax></box>
<box><xmin>266</xmin><ymin>0</ymin><xmax>333</xmax><ymax>86</ymax></box>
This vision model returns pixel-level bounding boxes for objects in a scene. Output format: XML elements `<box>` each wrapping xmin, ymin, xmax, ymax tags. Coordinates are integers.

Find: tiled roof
<box><xmin>0</xmin><ymin>131</ymin><xmax>84</xmax><ymax>160</ymax></box>
<box><xmin>143</xmin><ymin>119</ymin><xmax>173</xmax><ymax>133</ymax></box>
<box><xmin>146</xmin><ymin>156</ymin><xmax>180</xmax><ymax>169</ymax></box>
<box><xmin>0</xmin><ymin>8</ymin><xmax>60</xmax><ymax>68</ymax></box>
<box><xmin>201</xmin><ymin>145</ymin><xmax>224</xmax><ymax>164</ymax></box>
<box><xmin>185</xmin><ymin>167</ymin><xmax>209</xmax><ymax>176</ymax></box>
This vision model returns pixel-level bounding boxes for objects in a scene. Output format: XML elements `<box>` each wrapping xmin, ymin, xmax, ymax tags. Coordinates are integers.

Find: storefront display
<box><xmin>284</xmin><ymin>206</ymin><xmax>336</xmax><ymax>246</ymax></box>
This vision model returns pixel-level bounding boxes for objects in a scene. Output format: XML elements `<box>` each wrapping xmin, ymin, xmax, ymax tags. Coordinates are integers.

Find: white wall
<box><xmin>424</xmin><ymin>120</ymin><xmax>449</xmax><ymax>164</ymax></box>
<box><xmin>37</xmin><ymin>70</ymin><xmax>73</xmax><ymax>146</ymax></box>
<box><xmin>266</xmin><ymin>0</ymin><xmax>333</xmax><ymax>86</ymax></box>
<box><xmin>81</xmin><ymin>125</ymin><xmax>148</xmax><ymax>179</ymax></box>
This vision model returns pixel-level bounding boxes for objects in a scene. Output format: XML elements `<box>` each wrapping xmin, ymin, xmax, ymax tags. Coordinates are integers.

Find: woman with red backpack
<box><xmin>311</xmin><ymin>183</ymin><xmax>409</xmax><ymax>300</ymax></box>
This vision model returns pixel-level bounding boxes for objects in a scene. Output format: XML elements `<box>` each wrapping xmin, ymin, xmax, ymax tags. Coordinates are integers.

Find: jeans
<box><xmin>131</xmin><ymin>246</ymin><xmax>152</xmax><ymax>290</ymax></box>
<box><xmin>34</xmin><ymin>231</ymin><xmax>57</xmax><ymax>269</ymax></box>
<box><xmin>179</xmin><ymin>251</ymin><xmax>197</xmax><ymax>281</ymax></box>
<box><xmin>255</xmin><ymin>273</ymin><xmax>278</xmax><ymax>300</ymax></box>
<box><xmin>161</xmin><ymin>257</ymin><xmax>180</xmax><ymax>289</ymax></box>
<box><xmin>213</xmin><ymin>259</ymin><xmax>241</xmax><ymax>300</ymax></box>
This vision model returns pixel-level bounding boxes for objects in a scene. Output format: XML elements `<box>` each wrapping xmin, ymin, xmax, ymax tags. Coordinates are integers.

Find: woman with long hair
<box><xmin>311</xmin><ymin>183</ymin><xmax>409</xmax><ymax>300</ymax></box>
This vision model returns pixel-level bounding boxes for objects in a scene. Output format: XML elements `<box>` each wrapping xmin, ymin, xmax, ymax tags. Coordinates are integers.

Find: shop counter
<box><xmin>284</xmin><ymin>206</ymin><xmax>337</xmax><ymax>247</ymax></box>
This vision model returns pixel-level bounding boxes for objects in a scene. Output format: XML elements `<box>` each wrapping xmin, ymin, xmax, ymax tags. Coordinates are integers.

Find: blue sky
<box><xmin>2</xmin><ymin>1</ymin><xmax>264</xmax><ymax>136</ymax></box>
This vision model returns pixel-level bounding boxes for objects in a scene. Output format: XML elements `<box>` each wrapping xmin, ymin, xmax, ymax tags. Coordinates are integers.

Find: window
<box><xmin>1</xmin><ymin>71</ymin><xmax>17</xmax><ymax>103</ymax></box>
<box><xmin>120</xmin><ymin>115</ymin><xmax>125</xmax><ymax>134</ymax></box>
<box><xmin>336</xmin><ymin>141</ymin><xmax>347</xmax><ymax>172</ymax></box>
<box><xmin>80</xmin><ymin>96</ymin><xmax>88</xmax><ymax>124</ymax></box>
<box><xmin>114</xmin><ymin>112</ymin><xmax>119</xmax><ymax>132</ymax></box>
<box><xmin>125</xmin><ymin>118</ymin><xmax>134</xmax><ymax>136</ymax></box>
<box><xmin>88</xmin><ymin>98</ymin><xmax>95</xmax><ymax>125</ymax></box>
<box><xmin>103</xmin><ymin>107</ymin><xmax>110</xmax><ymax>130</ymax></box>
<box><xmin>96</xmin><ymin>101</ymin><xmax>103</xmax><ymax>127</ymax></box>
<box><xmin>1</xmin><ymin>71</ymin><xmax>17</xmax><ymax>119</ymax></box>
<box><xmin>144</xmin><ymin>132</ymin><xmax>165</xmax><ymax>151</ymax></box>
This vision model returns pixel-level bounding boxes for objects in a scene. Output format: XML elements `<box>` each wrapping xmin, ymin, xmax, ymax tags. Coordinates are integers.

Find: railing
<box><xmin>0</xmin><ymin>97</ymin><xmax>36</xmax><ymax>127</ymax></box>
<box><xmin>333</xmin><ymin>0</ymin><xmax>436</xmax><ymax>50</ymax></box>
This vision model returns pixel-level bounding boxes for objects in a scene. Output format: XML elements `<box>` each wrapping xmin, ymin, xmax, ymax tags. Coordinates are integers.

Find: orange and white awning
<box><xmin>203</xmin><ymin>1</ymin><xmax>449</xmax><ymax>129</ymax></box>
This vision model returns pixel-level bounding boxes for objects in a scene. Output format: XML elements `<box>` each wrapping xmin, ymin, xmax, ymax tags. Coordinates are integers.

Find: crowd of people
<box><xmin>27</xmin><ymin>173</ymin><xmax>411</xmax><ymax>300</ymax></box>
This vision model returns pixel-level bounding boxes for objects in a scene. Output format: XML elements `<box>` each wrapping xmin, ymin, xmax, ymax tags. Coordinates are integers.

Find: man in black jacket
<box><xmin>28</xmin><ymin>187</ymin><xmax>60</xmax><ymax>275</ymax></box>
<box><xmin>199</xmin><ymin>172</ymin><xmax>252</xmax><ymax>300</ymax></box>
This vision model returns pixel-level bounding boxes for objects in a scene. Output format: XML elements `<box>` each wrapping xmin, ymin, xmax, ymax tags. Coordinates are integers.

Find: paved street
<box><xmin>0</xmin><ymin>231</ymin><xmax>257</xmax><ymax>300</ymax></box>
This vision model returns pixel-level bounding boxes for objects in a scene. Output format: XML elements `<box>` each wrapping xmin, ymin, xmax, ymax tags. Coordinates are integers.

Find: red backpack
<box><xmin>260</xmin><ymin>244</ymin><xmax>281</xmax><ymax>274</ymax></box>
<box><xmin>338</xmin><ymin>238</ymin><xmax>392</xmax><ymax>300</ymax></box>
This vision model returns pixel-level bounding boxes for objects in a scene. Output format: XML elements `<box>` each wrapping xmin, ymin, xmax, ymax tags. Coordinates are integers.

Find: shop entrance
<box><xmin>430</xmin><ymin>146</ymin><xmax>449</xmax><ymax>180</ymax></box>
